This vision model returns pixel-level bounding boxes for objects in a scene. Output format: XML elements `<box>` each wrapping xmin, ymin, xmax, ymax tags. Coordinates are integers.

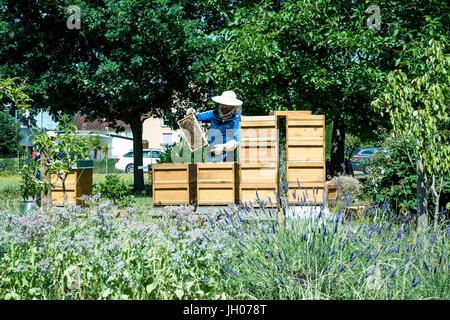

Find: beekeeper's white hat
<box><xmin>47</xmin><ymin>131</ymin><xmax>57</xmax><ymax>138</ymax></box>
<box><xmin>212</xmin><ymin>90</ymin><xmax>243</xmax><ymax>106</ymax></box>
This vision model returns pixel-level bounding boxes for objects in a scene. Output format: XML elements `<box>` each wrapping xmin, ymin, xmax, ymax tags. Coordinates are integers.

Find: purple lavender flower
<box><xmin>411</xmin><ymin>277</ymin><xmax>421</xmax><ymax>288</ymax></box>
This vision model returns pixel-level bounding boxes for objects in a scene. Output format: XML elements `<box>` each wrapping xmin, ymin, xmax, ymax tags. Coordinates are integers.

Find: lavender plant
<box><xmin>0</xmin><ymin>187</ymin><xmax>448</xmax><ymax>300</ymax></box>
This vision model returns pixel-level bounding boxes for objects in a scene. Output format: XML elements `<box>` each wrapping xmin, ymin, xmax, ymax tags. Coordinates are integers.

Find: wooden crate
<box><xmin>197</xmin><ymin>163</ymin><xmax>239</xmax><ymax>205</ymax></box>
<box><xmin>152</xmin><ymin>163</ymin><xmax>196</xmax><ymax>206</ymax></box>
<box><xmin>47</xmin><ymin>168</ymin><xmax>93</xmax><ymax>206</ymax></box>
<box><xmin>286</xmin><ymin>116</ymin><xmax>325</xmax><ymax>162</ymax></box>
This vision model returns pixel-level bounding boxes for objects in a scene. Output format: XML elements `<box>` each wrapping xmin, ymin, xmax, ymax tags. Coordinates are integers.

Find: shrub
<box><xmin>330</xmin><ymin>175</ymin><xmax>362</xmax><ymax>202</ymax></box>
<box><xmin>93</xmin><ymin>174</ymin><xmax>133</xmax><ymax>207</ymax></box>
<box><xmin>363</xmin><ymin>131</ymin><xmax>417</xmax><ymax>214</ymax></box>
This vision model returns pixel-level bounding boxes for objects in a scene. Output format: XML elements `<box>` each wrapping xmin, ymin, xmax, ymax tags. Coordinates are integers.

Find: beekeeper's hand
<box><xmin>223</xmin><ymin>140</ymin><xmax>238</xmax><ymax>152</ymax></box>
<box><xmin>211</xmin><ymin>144</ymin><xmax>224</xmax><ymax>156</ymax></box>
<box><xmin>186</xmin><ymin>108</ymin><xmax>196</xmax><ymax>116</ymax></box>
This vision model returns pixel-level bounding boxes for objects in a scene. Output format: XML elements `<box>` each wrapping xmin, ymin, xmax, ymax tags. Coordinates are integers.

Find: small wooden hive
<box><xmin>46</xmin><ymin>160</ymin><xmax>93</xmax><ymax>206</ymax></box>
<box><xmin>239</xmin><ymin>116</ymin><xmax>278</xmax><ymax>207</ymax></box>
<box><xmin>197</xmin><ymin>163</ymin><xmax>239</xmax><ymax>205</ymax></box>
<box><xmin>152</xmin><ymin>163</ymin><xmax>197</xmax><ymax>206</ymax></box>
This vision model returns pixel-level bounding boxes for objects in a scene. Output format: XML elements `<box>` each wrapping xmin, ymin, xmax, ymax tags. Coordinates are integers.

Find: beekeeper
<box><xmin>186</xmin><ymin>90</ymin><xmax>242</xmax><ymax>162</ymax></box>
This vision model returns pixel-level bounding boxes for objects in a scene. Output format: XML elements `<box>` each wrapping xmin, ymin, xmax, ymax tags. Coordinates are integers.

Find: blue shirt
<box><xmin>196</xmin><ymin>110</ymin><xmax>240</xmax><ymax>145</ymax></box>
<box><xmin>196</xmin><ymin>109</ymin><xmax>240</xmax><ymax>162</ymax></box>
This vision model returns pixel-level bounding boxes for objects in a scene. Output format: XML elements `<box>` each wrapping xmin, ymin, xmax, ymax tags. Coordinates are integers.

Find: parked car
<box><xmin>351</xmin><ymin>147</ymin><xmax>386</xmax><ymax>174</ymax></box>
<box><xmin>115</xmin><ymin>149</ymin><xmax>165</xmax><ymax>174</ymax></box>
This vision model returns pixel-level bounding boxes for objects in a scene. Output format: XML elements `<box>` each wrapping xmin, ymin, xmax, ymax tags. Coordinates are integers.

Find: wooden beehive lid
<box><xmin>241</xmin><ymin>115</ymin><xmax>276</xmax><ymax>121</ymax></box>
<box><xmin>287</xmin><ymin>114</ymin><xmax>325</xmax><ymax>120</ymax></box>
<box><xmin>240</xmin><ymin>115</ymin><xmax>277</xmax><ymax>128</ymax></box>
<box><xmin>270</xmin><ymin>110</ymin><xmax>312</xmax><ymax>117</ymax></box>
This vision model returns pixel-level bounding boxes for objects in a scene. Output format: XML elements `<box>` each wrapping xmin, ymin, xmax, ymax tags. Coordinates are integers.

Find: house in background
<box><xmin>73</xmin><ymin>114</ymin><xmax>180</xmax><ymax>158</ymax></box>
<box><xmin>142</xmin><ymin>117</ymin><xmax>181</xmax><ymax>150</ymax></box>
<box><xmin>73</xmin><ymin>114</ymin><xmax>134</xmax><ymax>159</ymax></box>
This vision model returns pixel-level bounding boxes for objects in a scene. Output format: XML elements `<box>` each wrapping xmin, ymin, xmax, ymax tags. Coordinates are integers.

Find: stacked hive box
<box><xmin>286</xmin><ymin>115</ymin><xmax>327</xmax><ymax>205</ymax></box>
<box><xmin>197</xmin><ymin>163</ymin><xmax>239</xmax><ymax>205</ymax></box>
<box><xmin>239</xmin><ymin>116</ymin><xmax>278</xmax><ymax>207</ymax></box>
<box><xmin>152</xmin><ymin>163</ymin><xmax>197</xmax><ymax>206</ymax></box>
<box><xmin>48</xmin><ymin>168</ymin><xmax>93</xmax><ymax>206</ymax></box>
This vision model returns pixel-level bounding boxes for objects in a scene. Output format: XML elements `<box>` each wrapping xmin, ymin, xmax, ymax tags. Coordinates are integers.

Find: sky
<box><xmin>32</xmin><ymin>111</ymin><xmax>58</xmax><ymax>130</ymax></box>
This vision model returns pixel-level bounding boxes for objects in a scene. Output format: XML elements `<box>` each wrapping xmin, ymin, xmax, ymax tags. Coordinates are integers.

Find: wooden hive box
<box><xmin>152</xmin><ymin>163</ymin><xmax>197</xmax><ymax>206</ymax></box>
<box><xmin>47</xmin><ymin>167</ymin><xmax>93</xmax><ymax>207</ymax></box>
<box><xmin>239</xmin><ymin>163</ymin><xmax>278</xmax><ymax>207</ymax></box>
<box><xmin>239</xmin><ymin>116</ymin><xmax>278</xmax><ymax>207</ymax></box>
<box><xmin>286</xmin><ymin>116</ymin><xmax>325</xmax><ymax>162</ymax></box>
<box><xmin>287</xmin><ymin>161</ymin><xmax>326</xmax><ymax>182</ymax></box>
<box><xmin>197</xmin><ymin>163</ymin><xmax>239</xmax><ymax>205</ymax></box>
<box><xmin>240</xmin><ymin>115</ymin><xmax>278</xmax><ymax>164</ymax></box>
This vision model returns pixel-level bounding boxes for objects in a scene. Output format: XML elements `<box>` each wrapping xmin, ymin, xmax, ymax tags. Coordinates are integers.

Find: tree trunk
<box><xmin>130</xmin><ymin>118</ymin><xmax>145</xmax><ymax>192</ymax></box>
<box><xmin>416</xmin><ymin>162</ymin><xmax>426</xmax><ymax>219</ymax></box>
<box><xmin>330</xmin><ymin>122</ymin><xmax>346</xmax><ymax>177</ymax></box>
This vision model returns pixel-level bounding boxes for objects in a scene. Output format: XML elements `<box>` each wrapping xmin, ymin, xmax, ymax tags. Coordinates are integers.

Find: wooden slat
<box><xmin>287</xmin><ymin>161</ymin><xmax>325</xmax><ymax>181</ymax></box>
<box><xmin>240</xmin><ymin>166</ymin><xmax>278</xmax><ymax>183</ymax></box>
<box><xmin>240</xmin><ymin>146</ymin><xmax>278</xmax><ymax>163</ymax></box>
<box><xmin>240</xmin><ymin>140</ymin><xmax>277</xmax><ymax>147</ymax></box>
<box><xmin>240</xmin><ymin>128</ymin><xmax>277</xmax><ymax>141</ymax></box>
<box><xmin>287</xmin><ymin>145</ymin><xmax>324</xmax><ymax>161</ymax></box>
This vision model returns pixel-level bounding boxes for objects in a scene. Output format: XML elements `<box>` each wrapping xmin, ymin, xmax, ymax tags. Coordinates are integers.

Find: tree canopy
<box><xmin>200</xmin><ymin>0</ymin><xmax>449</xmax><ymax>171</ymax></box>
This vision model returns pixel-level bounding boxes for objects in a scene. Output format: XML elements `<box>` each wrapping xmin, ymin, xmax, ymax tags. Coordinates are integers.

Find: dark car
<box><xmin>351</xmin><ymin>147</ymin><xmax>386</xmax><ymax>173</ymax></box>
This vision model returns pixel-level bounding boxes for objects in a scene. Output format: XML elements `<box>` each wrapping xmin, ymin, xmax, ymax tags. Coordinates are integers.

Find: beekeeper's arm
<box><xmin>186</xmin><ymin>108</ymin><xmax>213</xmax><ymax>123</ymax></box>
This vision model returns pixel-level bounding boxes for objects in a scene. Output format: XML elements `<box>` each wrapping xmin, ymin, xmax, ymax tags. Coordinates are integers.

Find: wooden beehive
<box><xmin>46</xmin><ymin>168</ymin><xmax>93</xmax><ymax>206</ymax></box>
<box><xmin>239</xmin><ymin>116</ymin><xmax>278</xmax><ymax>207</ymax></box>
<box><xmin>286</xmin><ymin>115</ymin><xmax>325</xmax><ymax>162</ymax></box>
<box><xmin>152</xmin><ymin>163</ymin><xmax>196</xmax><ymax>206</ymax></box>
<box><xmin>285</xmin><ymin>114</ymin><xmax>326</xmax><ymax>207</ymax></box>
<box><xmin>197</xmin><ymin>163</ymin><xmax>239</xmax><ymax>205</ymax></box>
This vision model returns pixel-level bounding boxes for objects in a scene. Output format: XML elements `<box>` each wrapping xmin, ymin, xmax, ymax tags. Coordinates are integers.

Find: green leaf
<box><xmin>146</xmin><ymin>283</ymin><xmax>157</xmax><ymax>294</ymax></box>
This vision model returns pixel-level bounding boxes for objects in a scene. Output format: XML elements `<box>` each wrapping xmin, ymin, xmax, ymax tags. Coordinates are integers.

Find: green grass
<box><xmin>0</xmin><ymin>173</ymin><xmax>152</xmax><ymax>213</ymax></box>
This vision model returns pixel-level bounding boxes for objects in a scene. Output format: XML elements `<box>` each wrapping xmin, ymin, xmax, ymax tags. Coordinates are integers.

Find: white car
<box><xmin>115</xmin><ymin>149</ymin><xmax>165</xmax><ymax>174</ymax></box>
